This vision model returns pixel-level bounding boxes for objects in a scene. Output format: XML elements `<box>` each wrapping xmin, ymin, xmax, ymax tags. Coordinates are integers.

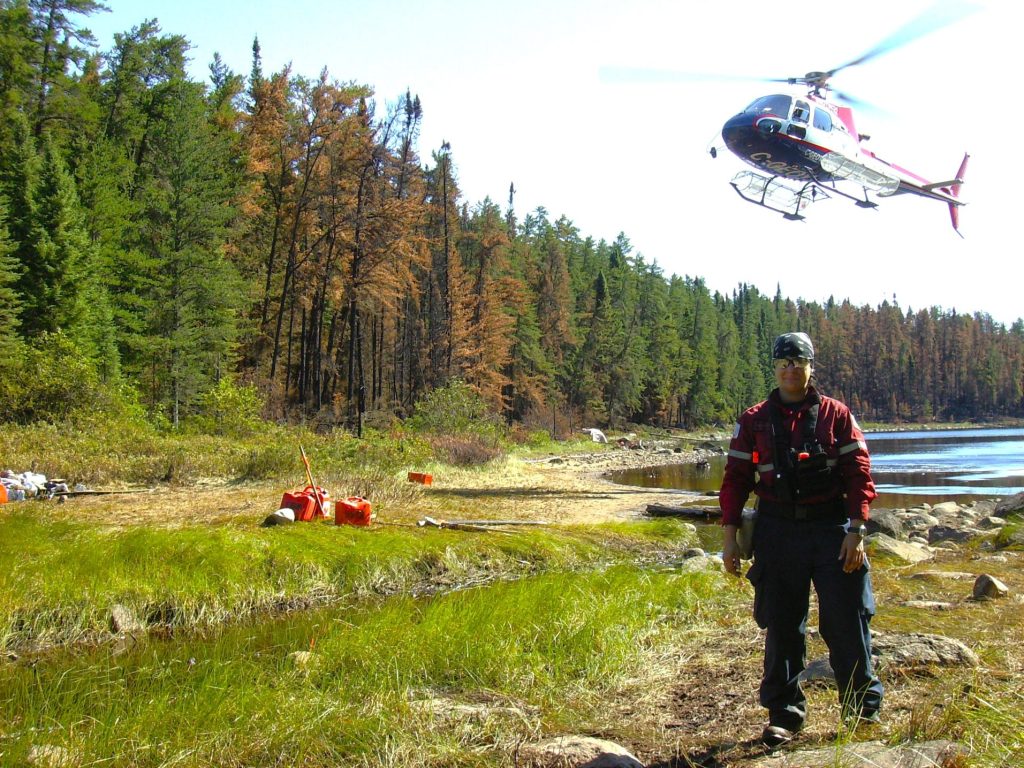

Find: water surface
<box><xmin>611</xmin><ymin>428</ymin><xmax>1024</xmax><ymax>509</ymax></box>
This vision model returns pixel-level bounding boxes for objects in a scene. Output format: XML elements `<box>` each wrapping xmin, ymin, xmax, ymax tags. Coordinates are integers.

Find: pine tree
<box><xmin>0</xmin><ymin>198</ymin><xmax>23</xmax><ymax>355</ymax></box>
<box><xmin>134</xmin><ymin>79</ymin><xmax>241</xmax><ymax>425</ymax></box>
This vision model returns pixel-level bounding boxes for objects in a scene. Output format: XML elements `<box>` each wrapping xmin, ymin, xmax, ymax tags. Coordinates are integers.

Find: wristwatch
<box><xmin>850</xmin><ymin>523</ymin><xmax>868</xmax><ymax>540</ymax></box>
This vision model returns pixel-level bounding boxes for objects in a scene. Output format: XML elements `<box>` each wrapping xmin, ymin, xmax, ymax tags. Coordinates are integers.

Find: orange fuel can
<box><xmin>280</xmin><ymin>486</ymin><xmax>330</xmax><ymax>522</ymax></box>
<box><xmin>335</xmin><ymin>496</ymin><xmax>373</xmax><ymax>526</ymax></box>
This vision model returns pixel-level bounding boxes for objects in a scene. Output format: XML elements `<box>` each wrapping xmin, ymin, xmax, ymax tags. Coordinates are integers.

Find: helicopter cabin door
<box><xmin>787</xmin><ymin>100</ymin><xmax>810</xmax><ymax>139</ymax></box>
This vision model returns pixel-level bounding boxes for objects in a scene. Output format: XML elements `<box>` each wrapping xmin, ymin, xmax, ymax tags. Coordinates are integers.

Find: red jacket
<box><xmin>719</xmin><ymin>386</ymin><xmax>876</xmax><ymax>526</ymax></box>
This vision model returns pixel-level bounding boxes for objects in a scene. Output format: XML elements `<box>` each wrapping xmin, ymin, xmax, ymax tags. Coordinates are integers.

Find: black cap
<box><xmin>773</xmin><ymin>332</ymin><xmax>814</xmax><ymax>360</ymax></box>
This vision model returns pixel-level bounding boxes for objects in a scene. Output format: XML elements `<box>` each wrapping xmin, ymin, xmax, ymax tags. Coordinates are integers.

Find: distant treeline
<box><xmin>1</xmin><ymin>2</ymin><xmax>1021</xmax><ymax>430</ymax></box>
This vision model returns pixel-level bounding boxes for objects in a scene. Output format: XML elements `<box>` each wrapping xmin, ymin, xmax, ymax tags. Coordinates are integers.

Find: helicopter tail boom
<box><xmin>947</xmin><ymin>153</ymin><xmax>969</xmax><ymax>236</ymax></box>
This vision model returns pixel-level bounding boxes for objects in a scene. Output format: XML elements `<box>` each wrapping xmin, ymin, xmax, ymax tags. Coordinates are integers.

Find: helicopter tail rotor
<box><xmin>947</xmin><ymin>153</ymin><xmax>969</xmax><ymax>236</ymax></box>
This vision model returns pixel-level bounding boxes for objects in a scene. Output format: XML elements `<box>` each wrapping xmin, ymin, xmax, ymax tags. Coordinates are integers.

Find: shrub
<box><xmin>429</xmin><ymin>434</ymin><xmax>503</xmax><ymax>466</ymax></box>
<box><xmin>406</xmin><ymin>379</ymin><xmax>503</xmax><ymax>440</ymax></box>
<box><xmin>186</xmin><ymin>378</ymin><xmax>266</xmax><ymax>438</ymax></box>
<box><xmin>0</xmin><ymin>331</ymin><xmax>114</xmax><ymax>424</ymax></box>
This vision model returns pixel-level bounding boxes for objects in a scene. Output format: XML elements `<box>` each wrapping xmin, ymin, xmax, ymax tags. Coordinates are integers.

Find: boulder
<box><xmin>109</xmin><ymin>603</ymin><xmax>144</xmax><ymax>635</ymax></box>
<box><xmin>978</xmin><ymin>516</ymin><xmax>1007</xmax><ymax>529</ymax></box>
<box><xmin>867</xmin><ymin>534</ymin><xmax>933</xmax><ymax>563</ymax></box>
<box><xmin>900</xmin><ymin>600</ymin><xmax>955</xmax><ymax>611</ymax></box>
<box><xmin>929</xmin><ymin>500</ymin><xmax>962</xmax><ymax>517</ymax></box>
<box><xmin>969</xmin><ymin>499</ymin><xmax>998</xmax><ymax>517</ymax></box>
<box><xmin>871</xmin><ymin>632</ymin><xmax>979</xmax><ymax>670</ymax></box>
<box><xmin>972</xmin><ymin>573</ymin><xmax>1009</xmax><ymax>600</ymax></box>
<box><xmin>756</xmin><ymin>739</ymin><xmax>963</xmax><ymax>768</ymax></box>
<box><xmin>994</xmin><ymin>492</ymin><xmax>1024</xmax><ymax>518</ymax></box>
<box><xmin>866</xmin><ymin>508</ymin><xmax>904</xmax><ymax>540</ymax></box>
<box><xmin>908</xmin><ymin>570</ymin><xmax>974</xmax><ymax>581</ymax></box>
<box><xmin>927</xmin><ymin>525</ymin><xmax>974</xmax><ymax>544</ymax></box>
<box><xmin>517</xmin><ymin>736</ymin><xmax>643</xmax><ymax>768</ymax></box>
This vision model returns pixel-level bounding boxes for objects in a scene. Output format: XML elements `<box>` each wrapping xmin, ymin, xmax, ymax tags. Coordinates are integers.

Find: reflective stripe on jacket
<box><xmin>719</xmin><ymin>386</ymin><xmax>876</xmax><ymax>527</ymax></box>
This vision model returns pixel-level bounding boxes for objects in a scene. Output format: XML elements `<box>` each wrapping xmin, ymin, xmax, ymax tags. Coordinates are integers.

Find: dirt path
<box><xmin>419</xmin><ymin>446</ymin><xmax>720</xmax><ymax>525</ymax></box>
<box><xmin>33</xmin><ymin>444</ymin><xmax>720</xmax><ymax>528</ymax></box>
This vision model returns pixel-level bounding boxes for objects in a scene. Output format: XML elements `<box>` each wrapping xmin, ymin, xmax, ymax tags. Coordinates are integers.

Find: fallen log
<box><xmin>417</xmin><ymin>516</ymin><xmax>548</xmax><ymax>532</ymax></box>
<box><xmin>51</xmin><ymin>488</ymin><xmax>155</xmax><ymax>499</ymax></box>
<box><xmin>645</xmin><ymin>503</ymin><xmax>721</xmax><ymax>519</ymax></box>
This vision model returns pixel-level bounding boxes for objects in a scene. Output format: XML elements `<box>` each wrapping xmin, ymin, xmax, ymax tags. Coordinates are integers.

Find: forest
<box><xmin>1</xmin><ymin>0</ymin><xmax>1022</xmax><ymax>433</ymax></box>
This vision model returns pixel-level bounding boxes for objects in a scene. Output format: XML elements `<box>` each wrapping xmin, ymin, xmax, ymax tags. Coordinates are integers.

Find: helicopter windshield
<box><xmin>743</xmin><ymin>94</ymin><xmax>793</xmax><ymax>117</ymax></box>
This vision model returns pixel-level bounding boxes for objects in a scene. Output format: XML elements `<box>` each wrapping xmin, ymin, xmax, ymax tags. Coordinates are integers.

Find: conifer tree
<box><xmin>134</xmin><ymin>79</ymin><xmax>241</xmax><ymax>425</ymax></box>
<box><xmin>0</xmin><ymin>199</ymin><xmax>22</xmax><ymax>355</ymax></box>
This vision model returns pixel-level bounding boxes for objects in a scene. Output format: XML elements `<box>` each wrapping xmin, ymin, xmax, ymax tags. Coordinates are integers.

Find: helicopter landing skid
<box><xmin>808</xmin><ymin>173</ymin><xmax>879</xmax><ymax>210</ymax></box>
<box><xmin>729</xmin><ymin>171</ymin><xmax>829</xmax><ymax>221</ymax></box>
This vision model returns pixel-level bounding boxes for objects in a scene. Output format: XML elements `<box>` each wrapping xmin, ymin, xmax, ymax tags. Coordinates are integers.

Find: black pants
<box><xmin>746</xmin><ymin>514</ymin><xmax>883</xmax><ymax>729</ymax></box>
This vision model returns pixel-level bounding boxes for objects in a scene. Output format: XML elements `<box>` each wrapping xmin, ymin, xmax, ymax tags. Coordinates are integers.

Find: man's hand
<box><xmin>723</xmin><ymin>524</ymin><xmax>741</xmax><ymax>575</ymax></box>
<box><xmin>839</xmin><ymin>532</ymin><xmax>865</xmax><ymax>573</ymax></box>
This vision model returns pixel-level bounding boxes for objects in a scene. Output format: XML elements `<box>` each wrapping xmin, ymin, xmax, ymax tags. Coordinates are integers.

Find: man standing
<box><xmin>720</xmin><ymin>332</ymin><xmax>883</xmax><ymax>747</ymax></box>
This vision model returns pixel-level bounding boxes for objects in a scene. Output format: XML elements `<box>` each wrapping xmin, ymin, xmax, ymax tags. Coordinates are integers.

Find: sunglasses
<box><xmin>773</xmin><ymin>357</ymin><xmax>812</xmax><ymax>371</ymax></box>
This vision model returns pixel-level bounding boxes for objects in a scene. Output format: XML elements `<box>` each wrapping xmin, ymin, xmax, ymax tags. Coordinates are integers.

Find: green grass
<box><xmin>0</xmin><ymin>510</ymin><xmax>697</xmax><ymax>651</ymax></box>
<box><xmin>0</xmin><ymin>565</ymin><xmax>719</xmax><ymax>767</ymax></box>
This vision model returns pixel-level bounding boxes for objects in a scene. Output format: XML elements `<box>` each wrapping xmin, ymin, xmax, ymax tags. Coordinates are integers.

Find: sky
<box><xmin>85</xmin><ymin>0</ymin><xmax>1021</xmax><ymax>326</ymax></box>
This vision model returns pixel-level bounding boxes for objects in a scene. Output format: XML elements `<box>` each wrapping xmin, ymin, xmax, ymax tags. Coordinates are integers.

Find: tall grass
<box><xmin>0</xmin><ymin>565</ymin><xmax>718</xmax><ymax>767</ymax></box>
<box><xmin>0</xmin><ymin>511</ymin><xmax>696</xmax><ymax>651</ymax></box>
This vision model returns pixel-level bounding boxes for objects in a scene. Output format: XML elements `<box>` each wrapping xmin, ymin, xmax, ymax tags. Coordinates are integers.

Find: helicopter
<box><xmin>714</xmin><ymin>69</ymin><xmax>969</xmax><ymax>234</ymax></box>
<box><xmin>608</xmin><ymin>2</ymin><xmax>974</xmax><ymax>234</ymax></box>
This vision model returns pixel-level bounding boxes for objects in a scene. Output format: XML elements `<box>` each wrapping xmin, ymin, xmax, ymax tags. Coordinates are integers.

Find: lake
<box><xmin>610</xmin><ymin>427</ymin><xmax>1024</xmax><ymax>509</ymax></box>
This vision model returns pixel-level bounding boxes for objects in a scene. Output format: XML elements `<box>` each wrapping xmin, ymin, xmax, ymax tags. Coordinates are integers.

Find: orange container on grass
<box><xmin>0</xmin><ymin>485</ymin><xmax>7</xmax><ymax>504</ymax></box>
<box><xmin>280</xmin><ymin>486</ymin><xmax>330</xmax><ymax>522</ymax></box>
<box><xmin>407</xmin><ymin>471</ymin><xmax>433</xmax><ymax>485</ymax></box>
<box><xmin>336</xmin><ymin>496</ymin><xmax>372</xmax><ymax>526</ymax></box>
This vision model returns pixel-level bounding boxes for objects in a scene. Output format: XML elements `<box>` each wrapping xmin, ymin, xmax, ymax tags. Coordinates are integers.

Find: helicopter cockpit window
<box><xmin>813</xmin><ymin>109</ymin><xmax>833</xmax><ymax>131</ymax></box>
<box><xmin>743</xmin><ymin>94</ymin><xmax>792</xmax><ymax>117</ymax></box>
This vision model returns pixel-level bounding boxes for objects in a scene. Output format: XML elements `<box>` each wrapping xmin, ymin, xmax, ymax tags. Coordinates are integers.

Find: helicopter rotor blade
<box><xmin>598</xmin><ymin>66</ymin><xmax>766</xmax><ymax>84</ymax></box>
<box><xmin>829</xmin><ymin>88</ymin><xmax>891</xmax><ymax>118</ymax></box>
<box><xmin>828</xmin><ymin>0</ymin><xmax>980</xmax><ymax>78</ymax></box>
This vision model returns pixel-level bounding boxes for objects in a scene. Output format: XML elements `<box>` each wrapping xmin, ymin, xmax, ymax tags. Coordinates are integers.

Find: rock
<box><xmin>970</xmin><ymin>499</ymin><xmax>998</xmax><ymax>517</ymax></box>
<box><xmin>866</xmin><ymin>508</ymin><xmax>904</xmax><ymax>539</ymax></box>
<box><xmin>26</xmin><ymin>745</ymin><xmax>77</xmax><ymax>767</ymax></box>
<box><xmin>927</xmin><ymin>525</ymin><xmax>974</xmax><ymax>544</ymax></box>
<box><xmin>901</xmin><ymin>511</ymin><xmax>940</xmax><ymax>533</ymax></box>
<box><xmin>677</xmin><ymin>554</ymin><xmax>721</xmax><ymax>573</ymax></box>
<box><xmin>867</xmin><ymin>534</ymin><xmax>933</xmax><ymax>563</ymax></box>
<box><xmin>900</xmin><ymin>600</ymin><xmax>955</xmax><ymax>610</ymax></box>
<box><xmin>262</xmin><ymin>508</ymin><xmax>295</xmax><ymax>526</ymax></box>
<box><xmin>798</xmin><ymin>656</ymin><xmax>835</xmax><ymax>683</ymax></box>
<box><xmin>683</xmin><ymin>547</ymin><xmax>706</xmax><ymax>558</ymax></box>
<box><xmin>871</xmin><ymin>632</ymin><xmax>979</xmax><ymax>670</ymax></box>
<box><xmin>756</xmin><ymin>739</ymin><xmax>963</xmax><ymax>768</ymax></box>
<box><xmin>908</xmin><ymin>570</ymin><xmax>974</xmax><ymax>581</ymax></box>
<box><xmin>517</xmin><ymin>736</ymin><xmax>643</xmax><ymax>768</ymax></box>
<box><xmin>930</xmin><ymin>500</ymin><xmax>962</xmax><ymax>516</ymax></box>
<box><xmin>288</xmin><ymin>651</ymin><xmax>317</xmax><ymax>671</ymax></box>
<box><xmin>978</xmin><ymin>516</ymin><xmax>1007</xmax><ymax>529</ymax></box>
<box><xmin>995</xmin><ymin>523</ymin><xmax>1024</xmax><ymax>548</ymax></box>
<box><xmin>109</xmin><ymin>603</ymin><xmax>144</xmax><ymax>635</ymax></box>
<box><xmin>410</xmin><ymin>697</ymin><xmax>533</xmax><ymax>723</ymax></box>
<box><xmin>973</xmin><ymin>574</ymin><xmax>1009</xmax><ymax>600</ymax></box>
<box><xmin>994</xmin><ymin>491</ymin><xmax>1024</xmax><ymax>518</ymax></box>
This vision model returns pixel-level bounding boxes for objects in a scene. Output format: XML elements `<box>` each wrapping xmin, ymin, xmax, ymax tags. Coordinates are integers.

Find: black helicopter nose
<box><xmin>722</xmin><ymin>112</ymin><xmax>782</xmax><ymax>154</ymax></box>
<box><xmin>722</xmin><ymin>112</ymin><xmax>756</xmax><ymax>151</ymax></box>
